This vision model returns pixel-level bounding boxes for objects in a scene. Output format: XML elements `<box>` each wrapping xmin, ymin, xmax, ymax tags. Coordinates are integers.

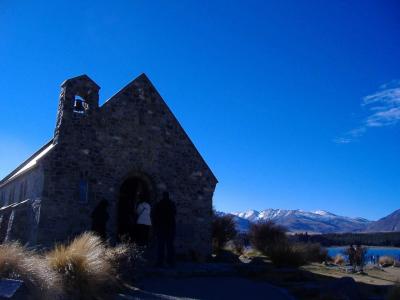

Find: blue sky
<box><xmin>1</xmin><ymin>1</ymin><xmax>399</xmax><ymax>220</ymax></box>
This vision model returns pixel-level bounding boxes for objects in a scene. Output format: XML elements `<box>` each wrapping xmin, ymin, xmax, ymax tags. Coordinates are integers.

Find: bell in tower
<box><xmin>73</xmin><ymin>96</ymin><xmax>87</xmax><ymax>114</ymax></box>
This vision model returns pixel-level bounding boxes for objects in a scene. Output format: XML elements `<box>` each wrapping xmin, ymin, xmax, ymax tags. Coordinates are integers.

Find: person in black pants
<box><xmin>152</xmin><ymin>191</ymin><xmax>176</xmax><ymax>267</ymax></box>
<box><xmin>91</xmin><ymin>199</ymin><xmax>109</xmax><ymax>240</ymax></box>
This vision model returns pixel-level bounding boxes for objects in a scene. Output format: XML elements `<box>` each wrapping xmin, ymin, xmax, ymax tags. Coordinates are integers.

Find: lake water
<box><xmin>328</xmin><ymin>246</ymin><xmax>400</xmax><ymax>262</ymax></box>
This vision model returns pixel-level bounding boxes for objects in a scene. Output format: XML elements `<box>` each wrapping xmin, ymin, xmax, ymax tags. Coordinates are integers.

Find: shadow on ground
<box><xmin>116</xmin><ymin>253</ymin><xmax>392</xmax><ymax>300</ymax></box>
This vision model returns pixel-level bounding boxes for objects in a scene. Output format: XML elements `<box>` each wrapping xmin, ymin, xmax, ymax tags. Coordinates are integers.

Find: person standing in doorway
<box><xmin>91</xmin><ymin>199</ymin><xmax>109</xmax><ymax>240</ymax></box>
<box><xmin>152</xmin><ymin>191</ymin><xmax>176</xmax><ymax>267</ymax></box>
<box><xmin>135</xmin><ymin>198</ymin><xmax>152</xmax><ymax>246</ymax></box>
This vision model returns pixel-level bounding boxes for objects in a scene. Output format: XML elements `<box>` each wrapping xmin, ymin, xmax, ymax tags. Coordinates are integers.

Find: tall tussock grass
<box><xmin>0</xmin><ymin>242</ymin><xmax>62</xmax><ymax>299</ymax></box>
<box><xmin>105</xmin><ymin>241</ymin><xmax>144</xmax><ymax>282</ymax></box>
<box><xmin>46</xmin><ymin>232</ymin><xmax>116</xmax><ymax>299</ymax></box>
<box><xmin>0</xmin><ymin>232</ymin><xmax>141</xmax><ymax>299</ymax></box>
<box><xmin>379</xmin><ymin>256</ymin><xmax>395</xmax><ymax>267</ymax></box>
<box><xmin>333</xmin><ymin>254</ymin><xmax>345</xmax><ymax>265</ymax></box>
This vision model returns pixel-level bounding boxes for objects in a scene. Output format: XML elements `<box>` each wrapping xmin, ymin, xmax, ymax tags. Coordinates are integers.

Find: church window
<box><xmin>19</xmin><ymin>181</ymin><xmax>27</xmax><ymax>201</ymax></box>
<box><xmin>10</xmin><ymin>187</ymin><xmax>15</xmax><ymax>202</ymax></box>
<box><xmin>78</xmin><ymin>171</ymin><xmax>89</xmax><ymax>204</ymax></box>
<box><xmin>0</xmin><ymin>191</ymin><xmax>5</xmax><ymax>206</ymax></box>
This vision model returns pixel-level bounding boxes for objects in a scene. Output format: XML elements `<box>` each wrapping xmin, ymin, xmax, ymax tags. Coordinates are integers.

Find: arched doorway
<box><xmin>117</xmin><ymin>176</ymin><xmax>152</xmax><ymax>242</ymax></box>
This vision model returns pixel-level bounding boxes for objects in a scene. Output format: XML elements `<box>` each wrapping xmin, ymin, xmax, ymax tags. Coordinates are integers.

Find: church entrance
<box><xmin>117</xmin><ymin>176</ymin><xmax>151</xmax><ymax>242</ymax></box>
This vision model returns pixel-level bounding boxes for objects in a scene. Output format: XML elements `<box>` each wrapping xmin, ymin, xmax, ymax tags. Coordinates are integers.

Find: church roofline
<box><xmin>101</xmin><ymin>73</ymin><xmax>218</xmax><ymax>183</ymax></box>
<box><xmin>101</xmin><ymin>73</ymin><xmax>148</xmax><ymax>106</ymax></box>
<box><xmin>61</xmin><ymin>74</ymin><xmax>101</xmax><ymax>90</ymax></box>
<box><xmin>0</xmin><ymin>139</ymin><xmax>54</xmax><ymax>187</ymax></box>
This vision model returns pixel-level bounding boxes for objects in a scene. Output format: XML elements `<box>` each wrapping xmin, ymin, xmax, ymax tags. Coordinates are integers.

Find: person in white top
<box><xmin>135</xmin><ymin>199</ymin><xmax>152</xmax><ymax>246</ymax></box>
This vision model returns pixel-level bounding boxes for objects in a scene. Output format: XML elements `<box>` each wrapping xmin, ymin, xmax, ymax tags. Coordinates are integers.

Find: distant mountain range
<box><xmin>366</xmin><ymin>209</ymin><xmax>400</xmax><ymax>232</ymax></box>
<box><xmin>221</xmin><ymin>208</ymin><xmax>400</xmax><ymax>234</ymax></box>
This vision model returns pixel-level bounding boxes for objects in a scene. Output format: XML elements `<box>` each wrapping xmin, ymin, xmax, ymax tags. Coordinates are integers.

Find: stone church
<box><xmin>0</xmin><ymin>74</ymin><xmax>217</xmax><ymax>258</ymax></box>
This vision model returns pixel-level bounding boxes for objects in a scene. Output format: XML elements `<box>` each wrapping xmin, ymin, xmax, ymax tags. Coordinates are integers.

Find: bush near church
<box><xmin>212</xmin><ymin>213</ymin><xmax>237</xmax><ymax>253</ymax></box>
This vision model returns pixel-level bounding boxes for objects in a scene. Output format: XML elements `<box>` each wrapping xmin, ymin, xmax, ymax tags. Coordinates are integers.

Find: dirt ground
<box><xmin>115</xmin><ymin>258</ymin><xmax>400</xmax><ymax>300</ymax></box>
<box><xmin>303</xmin><ymin>263</ymin><xmax>400</xmax><ymax>286</ymax></box>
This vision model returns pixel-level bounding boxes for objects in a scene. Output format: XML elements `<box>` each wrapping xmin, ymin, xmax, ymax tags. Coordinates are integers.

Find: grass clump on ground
<box><xmin>46</xmin><ymin>232</ymin><xmax>116</xmax><ymax>299</ymax></box>
<box><xmin>0</xmin><ymin>232</ymin><xmax>142</xmax><ymax>299</ymax></box>
<box><xmin>105</xmin><ymin>241</ymin><xmax>144</xmax><ymax>282</ymax></box>
<box><xmin>333</xmin><ymin>254</ymin><xmax>345</xmax><ymax>265</ymax></box>
<box><xmin>379</xmin><ymin>256</ymin><xmax>395</xmax><ymax>267</ymax></box>
<box><xmin>0</xmin><ymin>242</ymin><xmax>62</xmax><ymax>299</ymax></box>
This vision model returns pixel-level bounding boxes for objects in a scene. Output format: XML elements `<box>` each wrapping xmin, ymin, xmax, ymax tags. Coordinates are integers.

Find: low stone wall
<box><xmin>0</xmin><ymin>199</ymin><xmax>41</xmax><ymax>246</ymax></box>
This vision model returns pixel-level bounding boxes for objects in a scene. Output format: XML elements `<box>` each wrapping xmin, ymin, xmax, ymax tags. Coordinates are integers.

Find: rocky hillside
<box><xmin>366</xmin><ymin>209</ymin><xmax>400</xmax><ymax>232</ymax></box>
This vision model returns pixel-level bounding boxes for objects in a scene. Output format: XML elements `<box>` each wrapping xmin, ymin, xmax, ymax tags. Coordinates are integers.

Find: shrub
<box><xmin>46</xmin><ymin>232</ymin><xmax>115</xmax><ymax>299</ymax></box>
<box><xmin>212</xmin><ymin>214</ymin><xmax>237</xmax><ymax>253</ymax></box>
<box><xmin>333</xmin><ymin>254</ymin><xmax>345</xmax><ymax>265</ymax></box>
<box><xmin>267</xmin><ymin>242</ymin><xmax>306</xmax><ymax>267</ymax></box>
<box><xmin>379</xmin><ymin>256</ymin><xmax>395</xmax><ymax>267</ymax></box>
<box><xmin>0</xmin><ymin>242</ymin><xmax>62</xmax><ymax>299</ymax></box>
<box><xmin>292</xmin><ymin>243</ymin><xmax>328</xmax><ymax>263</ymax></box>
<box><xmin>249</xmin><ymin>221</ymin><xmax>287</xmax><ymax>255</ymax></box>
<box><xmin>232</xmin><ymin>236</ymin><xmax>246</xmax><ymax>255</ymax></box>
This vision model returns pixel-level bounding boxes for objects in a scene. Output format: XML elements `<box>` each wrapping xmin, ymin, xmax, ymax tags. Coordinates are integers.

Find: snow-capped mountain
<box><xmin>227</xmin><ymin>209</ymin><xmax>371</xmax><ymax>234</ymax></box>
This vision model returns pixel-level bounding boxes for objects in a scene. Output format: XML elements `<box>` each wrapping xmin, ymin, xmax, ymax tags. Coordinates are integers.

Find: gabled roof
<box><xmin>0</xmin><ymin>140</ymin><xmax>54</xmax><ymax>187</ymax></box>
<box><xmin>0</xmin><ymin>73</ymin><xmax>218</xmax><ymax>187</ymax></box>
<box><xmin>100</xmin><ymin>73</ymin><xmax>218</xmax><ymax>183</ymax></box>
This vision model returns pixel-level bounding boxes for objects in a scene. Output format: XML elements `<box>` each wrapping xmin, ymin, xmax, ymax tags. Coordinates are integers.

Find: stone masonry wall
<box><xmin>0</xmin><ymin>199</ymin><xmax>41</xmax><ymax>245</ymax></box>
<box><xmin>0</xmin><ymin>166</ymin><xmax>44</xmax><ymax>208</ymax></box>
<box><xmin>36</xmin><ymin>74</ymin><xmax>217</xmax><ymax>258</ymax></box>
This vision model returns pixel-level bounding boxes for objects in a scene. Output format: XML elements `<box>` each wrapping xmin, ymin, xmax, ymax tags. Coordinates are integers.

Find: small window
<box><xmin>19</xmin><ymin>181</ymin><xmax>27</xmax><ymax>201</ymax></box>
<box><xmin>0</xmin><ymin>191</ymin><xmax>5</xmax><ymax>206</ymax></box>
<box><xmin>23</xmin><ymin>181</ymin><xmax>28</xmax><ymax>199</ymax></box>
<box><xmin>9</xmin><ymin>187</ymin><xmax>15</xmax><ymax>203</ymax></box>
<box><xmin>79</xmin><ymin>172</ymin><xmax>89</xmax><ymax>204</ymax></box>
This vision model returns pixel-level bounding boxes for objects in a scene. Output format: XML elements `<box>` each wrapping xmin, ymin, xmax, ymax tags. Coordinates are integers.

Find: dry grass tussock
<box><xmin>379</xmin><ymin>256</ymin><xmax>395</xmax><ymax>267</ymax></box>
<box><xmin>333</xmin><ymin>254</ymin><xmax>345</xmax><ymax>265</ymax></box>
<box><xmin>46</xmin><ymin>232</ymin><xmax>116</xmax><ymax>299</ymax></box>
<box><xmin>0</xmin><ymin>242</ymin><xmax>62</xmax><ymax>299</ymax></box>
<box><xmin>0</xmin><ymin>233</ymin><xmax>141</xmax><ymax>299</ymax></box>
<box><xmin>105</xmin><ymin>241</ymin><xmax>144</xmax><ymax>282</ymax></box>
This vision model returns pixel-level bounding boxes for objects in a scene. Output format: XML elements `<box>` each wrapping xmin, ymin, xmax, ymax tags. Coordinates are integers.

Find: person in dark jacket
<box><xmin>347</xmin><ymin>244</ymin><xmax>356</xmax><ymax>272</ymax></box>
<box><xmin>152</xmin><ymin>191</ymin><xmax>176</xmax><ymax>267</ymax></box>
<box><xmin>91</xmin><ymin>199</ymin><xmax>109</xmax><ymax>240</ymax></box>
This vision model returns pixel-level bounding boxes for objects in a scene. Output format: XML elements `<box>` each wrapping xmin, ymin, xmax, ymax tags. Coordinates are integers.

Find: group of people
<box><xmin>91</xmin><ymin>191</ymin><xmax>176</xmax><ymax>267</ymax></box>
<box><xmin>347</xmin><ymin>244</ymin><xmax>366</xmax><ymax>273</ymax></box>
<box><xmin>134</xmin><ymin>191</ymin><xmax>176</xmax><ymax>267</ymax></box>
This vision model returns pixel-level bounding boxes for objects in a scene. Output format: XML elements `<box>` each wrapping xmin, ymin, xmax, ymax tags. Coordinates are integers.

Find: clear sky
<box><xmin>1</xmin><ymin>1</ymin><xmax>399</xmax><ymax>221</ymax></box>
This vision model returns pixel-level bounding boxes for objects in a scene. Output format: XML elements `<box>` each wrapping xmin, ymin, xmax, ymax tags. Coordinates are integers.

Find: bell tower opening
<box><xmin>54</xmin><ymin>74</ymin><xmax>100</xmax><ymax>144</ymax></box>
<box><xmin>73</xmin><ymin>95</ymin><xmax>89</xmax><ymax>114</ymax></box>
<box><xmin>117</xmin><ymin>176</ymin><xmax>151</xmax><ymax>242</ymax></box>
